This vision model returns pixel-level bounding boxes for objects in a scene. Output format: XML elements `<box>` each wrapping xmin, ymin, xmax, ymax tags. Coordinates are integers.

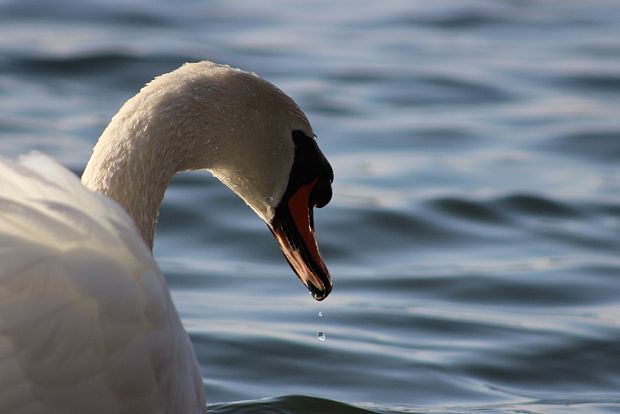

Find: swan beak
<box><xmin>269</xmin><ymin>179</ymin><xmax>332</xmax><ymax>301</ymax></box>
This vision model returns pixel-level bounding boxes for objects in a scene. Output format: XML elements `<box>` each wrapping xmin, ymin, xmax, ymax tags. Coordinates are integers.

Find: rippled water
<box><xmin>2</xmin><ymin>0</ymin><xmax>620</xmax><ymax>413</ymax></box>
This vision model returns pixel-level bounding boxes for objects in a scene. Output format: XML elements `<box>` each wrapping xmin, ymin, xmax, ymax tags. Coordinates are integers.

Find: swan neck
<box><xmin>81</xmin><ymin>126</ymin><xmax>179</xmax><ymax>250</ymax></box>
<box><xmin>80</xmin><ymin>60</ymin><xmax>311</xmax><ymax>250</ymax></box>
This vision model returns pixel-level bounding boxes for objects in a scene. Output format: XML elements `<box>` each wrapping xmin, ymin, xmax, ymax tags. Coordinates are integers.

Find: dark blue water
<box><xmin>2</xmin><ymin>1</ymin><xmax>620</xmax><ymax>413</ymax></box>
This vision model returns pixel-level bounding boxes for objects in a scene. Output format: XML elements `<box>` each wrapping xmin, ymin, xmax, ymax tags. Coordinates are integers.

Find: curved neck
<box><xmin>79</xmin><ymin>61</ymin><xmax>308</xmax><ymax>250</ymax></box>
<box><xmin>81</xmin><ymin>113</ymin><xmax>180</xmax><ymax>250</ymax></box>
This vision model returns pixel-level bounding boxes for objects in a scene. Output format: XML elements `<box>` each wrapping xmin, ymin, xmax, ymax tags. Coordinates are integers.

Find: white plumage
<box><xmin>0</xmin><ymin>153</ymin><xmax>204</xmax><ymax>414</ymax></box>
<box><xmin>0</xmin><ymin>61</ymin><xmax>332</xmax><ymax>413</ymax></box>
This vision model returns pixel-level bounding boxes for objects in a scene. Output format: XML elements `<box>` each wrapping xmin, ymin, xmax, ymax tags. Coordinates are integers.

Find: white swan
<box><xmin>0</xmin><ymin>61</ymin><xmax>333</xmax><ymax>414</ymax></box>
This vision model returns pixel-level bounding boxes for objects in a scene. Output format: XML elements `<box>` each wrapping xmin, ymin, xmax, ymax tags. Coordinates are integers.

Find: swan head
<box><xmin>132</xmin><ymin>61</ymin><xmax>334</xmax><ymax>300</ymax></box>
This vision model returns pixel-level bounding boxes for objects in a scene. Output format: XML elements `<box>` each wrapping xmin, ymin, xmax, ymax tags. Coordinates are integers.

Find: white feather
<box><xmin>0</xmin><ymin>153</ymin><xmax>204</xmax><ymax>414</ymax></box>
<box><xmin>0</xmin><ymin>60</ymin><xmax>324</xmax><ymax>414</ymax></box>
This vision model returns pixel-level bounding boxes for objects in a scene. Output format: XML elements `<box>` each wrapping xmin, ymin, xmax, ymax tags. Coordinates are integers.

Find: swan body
<box><xmin>0</xmin><ymin>61</ymin><xmax>333</xmax><ymax>413</ymax></box>
<box><xmin>0</xmin><ymin>153</ymin><xmax>203</xmax><ymax>413</ymax></box>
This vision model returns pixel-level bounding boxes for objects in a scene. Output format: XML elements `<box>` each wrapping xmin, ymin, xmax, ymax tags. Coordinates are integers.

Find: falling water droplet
<box><xmin>316</xmin><ymin>332</ymin><xmax>326</xmax><ymax>341</ymax></box>
<box><xmin>318</xmin><ymin>311</ymin><xmax>323</xmax><ymax>318</ymax></box>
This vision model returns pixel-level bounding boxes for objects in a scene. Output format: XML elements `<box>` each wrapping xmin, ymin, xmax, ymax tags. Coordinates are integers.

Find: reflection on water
<box><xmin>1</xmin><ymin>0</ymin><xmax>620</xmax><ymax>413</ymax></box>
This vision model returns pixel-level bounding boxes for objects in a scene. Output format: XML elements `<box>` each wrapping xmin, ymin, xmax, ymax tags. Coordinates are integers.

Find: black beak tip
<box><xmin>309</xmin><ymin>280</ymin><xmax>332</xmax><ymax>301</ymax></box>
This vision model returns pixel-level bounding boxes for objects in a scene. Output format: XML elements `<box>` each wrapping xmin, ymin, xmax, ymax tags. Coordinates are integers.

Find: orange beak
<box><xmin>269</xmin><ymin>178</ymin><xmax>332</xmax><ymax>301</ymax></box>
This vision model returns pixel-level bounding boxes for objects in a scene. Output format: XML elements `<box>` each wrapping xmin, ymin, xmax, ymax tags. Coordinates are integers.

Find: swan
<box><xmin>0</xmin><ymin>61</ymin><xmax>333</xmax><ymax>414</ymax></box>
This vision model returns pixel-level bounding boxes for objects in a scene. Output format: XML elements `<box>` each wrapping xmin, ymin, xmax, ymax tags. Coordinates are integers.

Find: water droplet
<box><xmin>316</xmin><ymin>332</ymin><xmax>326</xmax><ymax>341</ymax></box>
<box><xmin>318</xmin><ymin>311</ymin><xmax>323</xmax><ymax>317</ymax></box>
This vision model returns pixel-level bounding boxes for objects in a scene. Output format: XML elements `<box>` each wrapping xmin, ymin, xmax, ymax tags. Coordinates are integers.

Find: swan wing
<box><xmin>0</xmin><ymin>153</ymin><xmax>204</xmax><ymax>414</ymax></box>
